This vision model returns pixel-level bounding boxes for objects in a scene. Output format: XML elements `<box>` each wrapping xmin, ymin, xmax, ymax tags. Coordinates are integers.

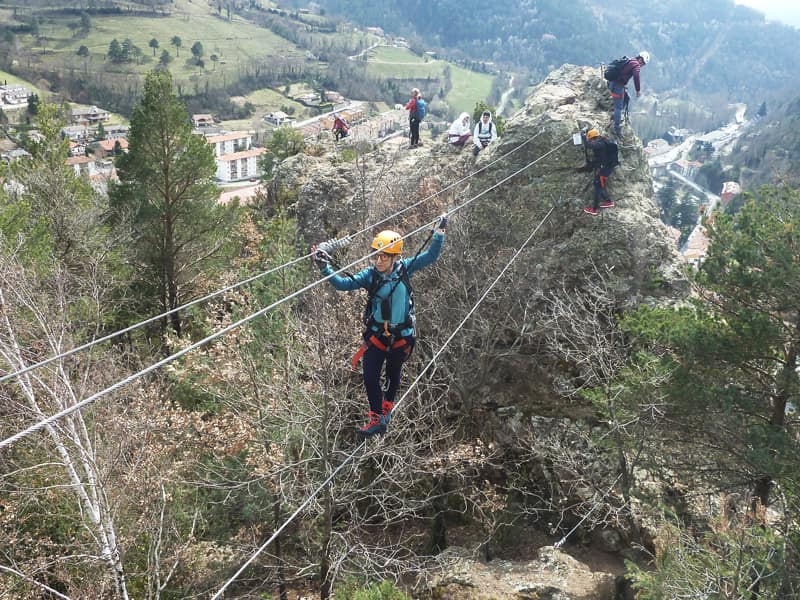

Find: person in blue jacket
<box><xmin>313</xmin><ymin>217</ymin><xmax>447</xmax><ymax>435</ymax></box>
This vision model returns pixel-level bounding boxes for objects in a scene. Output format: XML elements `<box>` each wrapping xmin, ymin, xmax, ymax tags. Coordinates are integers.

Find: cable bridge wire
<box><xmin>210</xmin><ymin>206</ymin><xmax>556</xmax><ymax>600</ymax></box>
<box><xmin>0</xmin><ymin>136</ymin><xmax>571</xmax><ymax>451</ymax></box>
<box><xmin>0</xmin><ymin>130</ymin><xmax>544</xmax><ymax>387</ymax></box>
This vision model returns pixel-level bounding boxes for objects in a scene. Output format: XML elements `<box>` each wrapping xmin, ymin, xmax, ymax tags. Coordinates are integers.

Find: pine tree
<box><xmin>110</xmin><ymin>70</ymin><xmax>239</xmax><ymax>336</ymax></box>
<box><xmin>626</xmin><ymin>186</ymin><xmax>800</xmax><ymax>508</ymax></box>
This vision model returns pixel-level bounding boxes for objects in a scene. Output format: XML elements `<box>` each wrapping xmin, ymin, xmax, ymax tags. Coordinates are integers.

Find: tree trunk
<box><xmin>164</xmin><ymin>204</ymin><xmax>181</xmax><ymax>336</ymax></box>
<box><xmin>274</xmin><ymin>499</ymin><xmax>288</xmax><ymax>600</ymax></box>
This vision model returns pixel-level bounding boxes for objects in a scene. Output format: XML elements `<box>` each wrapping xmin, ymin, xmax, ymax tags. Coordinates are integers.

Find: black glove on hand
<box><xmin>313</xmin><ymin>249</ymin><xmax>331</xmax><ymax>270</ymax></box>
<box><xmin>436</xmin><ymin>214</ymin><xmax>448</xmax><ymax>231</ymax></box>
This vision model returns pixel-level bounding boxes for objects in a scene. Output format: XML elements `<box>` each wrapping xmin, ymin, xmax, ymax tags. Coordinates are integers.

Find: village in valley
<box><xmin>1</xmin><ymin>78</ymin><xmax>415</xmax><ymax>203</ymax></box>
<box><xmin>2</xmin><ymin>67</ymin><xmax>748</xmax><ymax>261</ymax></box>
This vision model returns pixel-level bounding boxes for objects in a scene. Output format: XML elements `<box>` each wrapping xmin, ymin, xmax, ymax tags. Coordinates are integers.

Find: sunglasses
<box><xmin>371</xmin><ymin>252</ymin><xmax>393</xmax><ymax>261</ymax></box>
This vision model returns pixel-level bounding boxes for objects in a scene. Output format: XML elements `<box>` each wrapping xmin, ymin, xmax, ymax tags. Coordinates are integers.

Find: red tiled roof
<box><xmin>218</xmin><ymin>148</ymin><xmax>266</xmax><ymax>161</ymax></box>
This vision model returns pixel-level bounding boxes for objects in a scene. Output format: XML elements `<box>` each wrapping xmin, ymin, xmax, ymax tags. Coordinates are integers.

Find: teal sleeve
<box><xmin>323</xmin><ymin>265</ymin><xmax>373</xmax><ymax>291</ymax></box>
<box><xmin>404</xmin><ymin>232</ymin><xmax>444</xmax><ymax>275</ymax></box>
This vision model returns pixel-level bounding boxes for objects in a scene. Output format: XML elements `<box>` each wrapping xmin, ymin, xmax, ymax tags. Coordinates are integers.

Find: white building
<box><xmin>66</xmin><ymin>155</ymin><xmax>98</xmax><ymax>178</ymax></box>
<box><xmin>206</xmin><ymin>132</ymin><xmax>253</xmax><ymax>156</ymax></box>
<box><xmin>61</xmin><ymin>125</ymin><xmax>91</xmax><ymax>142</ymax></box>
<box><xmin>205</xmin><ymin>131</ymin><xmax>265</xmax><ymax>182</ymax></box>
<box><xmin>215</xmin><ymin>148</ymin><xmax>265</xmax><ymax>182</ymax></box>
<box><xmin>265</xmin><ymin>111</ymin><xmax>294</xmax><ymax>127</ymax></box>
<box><xmin>0</xmin><ymin>84</ymin><xmax>31</xmax><ymax>106</ymax></box>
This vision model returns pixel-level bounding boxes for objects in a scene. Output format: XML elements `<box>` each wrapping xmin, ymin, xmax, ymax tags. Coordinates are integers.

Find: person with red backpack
<box><xmin>332</xmin><ymin>113</ymin><xmax>350</xmax><ymax>141</ymax></box>
<box><xmin>606</xmin><ymin>51</ymin><xmax>649</xmax><ymax>137</ymax></box>
<box><xmin>581</xmin><ymin>128</ymin><xmax>619</xmax><ymax>216</ymax></box>
<box><xmin>312</xmin><ymin>217</ymin><xmax>447</xmax><ymax>436</ymax></box>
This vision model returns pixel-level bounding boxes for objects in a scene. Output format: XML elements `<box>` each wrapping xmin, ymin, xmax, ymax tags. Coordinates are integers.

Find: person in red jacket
<box><xmin>608</xmin><ymin>51</ymin><xmax>649</xmax><ymax>137</ymax></box>
<box><xmin>332</xmin><ymin>113</ymin><xmax>349</xmax><ymax>141</ymax></box>
<box><xmin>405</xmin><ymin>88</ymin><xmax>423</xmax><ymax>148</ymax></box>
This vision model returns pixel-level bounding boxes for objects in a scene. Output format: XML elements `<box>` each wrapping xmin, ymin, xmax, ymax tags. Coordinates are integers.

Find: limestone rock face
<box><xmin>274</xmin><ymin>63</ymin><xmax>680</xmax><ymax>600</ymax></box>
<box><xmin>463</xmin><ymin>63</ymin><xmax>684</xmax><ymax>303</ymax></box>
<box><xmin>279</xmin><ymin>63</ymin><xmax>685</xmax><ymax>414</ymax></box>
<box><xmin>429</xmin><ymin>545</ymin><xmax>619</xmax><ymax>600</ymax></box>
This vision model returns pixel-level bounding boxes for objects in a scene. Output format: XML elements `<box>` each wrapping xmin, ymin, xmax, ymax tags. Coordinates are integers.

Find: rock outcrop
<box><xmin>272</xmin><ymin>64</ymin><xmax>685</xmax><ymax>598</ymax></box>
<box><xmin>280</xmin><ymin>64</ymin><xmax>684</xmax><ymax>302</ymax></box>
<box><xmin>428</xmin><ymin>545</ymin><xmax>622</xmax><ymax>600</ymax></box>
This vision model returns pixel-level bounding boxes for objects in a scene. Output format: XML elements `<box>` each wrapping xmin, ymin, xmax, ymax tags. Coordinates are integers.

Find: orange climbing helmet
<box><xmin>371</xmin><ymin>230</ymin><xmax>403</xmax><ymax>254</ymax></box>
<box><xmin>586</xmin><ymin>128</ymin><xmax>601</xmax><ymax>140</ymax></box>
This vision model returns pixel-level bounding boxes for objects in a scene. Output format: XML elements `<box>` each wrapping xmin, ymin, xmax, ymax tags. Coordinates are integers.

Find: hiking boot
<box><xmin>382</xmin><ymin>400</ymin><xmax>395</xmax><ymax>424</ymax></box>
<box><xmin>583</xmin><ymin>207</ymin><xmax>599</xmax><ymax>216</ymax></box>
<box><xmin>600</xmin><ymin>201</ymin><xmax>615</xmax><ymax>209</ymax></box>
<box><xmin>358</xmin><ymin>411</ymin><xmax>386</xmax><ymax>436</ymax></box>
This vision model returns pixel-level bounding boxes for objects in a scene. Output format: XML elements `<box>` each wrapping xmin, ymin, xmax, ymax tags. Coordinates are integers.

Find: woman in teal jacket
<box><xmin>314</xmin><ymin>219</ymin><xmax>446</xmax><ymax>435</ymax></box>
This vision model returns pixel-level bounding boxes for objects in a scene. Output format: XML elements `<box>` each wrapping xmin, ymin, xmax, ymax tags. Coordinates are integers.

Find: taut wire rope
<box><xmin>0</xmin><ymin>131</ymin><xmax>545</xmax><ymax>386</ymax></box>
<box><xmin>209</xmin><ymin>206</ymin><xmax>555</xmax><ymax>599</ymax></box>
<box><xmin>0</xmin><ymin>137</ymin><xmax>570</xmax><ymax>451</ymax></box>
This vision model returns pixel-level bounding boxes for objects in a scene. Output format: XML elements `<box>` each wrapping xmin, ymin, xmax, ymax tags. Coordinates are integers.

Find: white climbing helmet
<box><xmin>638</xmin><ymin>50</ymin><xmax>650</xmax><ymax>65</ymax></box>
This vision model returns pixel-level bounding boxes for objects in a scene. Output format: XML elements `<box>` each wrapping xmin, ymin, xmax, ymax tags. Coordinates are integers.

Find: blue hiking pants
<box><xmin>608</xmin><ymin>81</ymin><xmax>625</xmax><ymax>133</ymax></box>
<box><xmin>362</xmin><ymin>335</ymin><xmax>415</xmax><ymax>414</ymax></box>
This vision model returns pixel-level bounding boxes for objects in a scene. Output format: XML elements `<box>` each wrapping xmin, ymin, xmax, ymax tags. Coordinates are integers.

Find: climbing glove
<box><xmin>436</xmin><ymin>213</ymin><xmax>448</xmax><ymax>231</ymax></box>
<box><xmin>313</xmin><ymin>249</ymin><xmax>331</xmax><ymax>270</ymax></box>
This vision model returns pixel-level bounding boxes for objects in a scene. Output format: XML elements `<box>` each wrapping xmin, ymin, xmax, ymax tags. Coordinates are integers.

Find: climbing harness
<box><xmin>349</xmin><ymin>228</ymin><xmax>435</xmax><ymax>370</ymax></box>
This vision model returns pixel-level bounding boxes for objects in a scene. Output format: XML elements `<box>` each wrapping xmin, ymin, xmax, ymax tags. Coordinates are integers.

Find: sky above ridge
<box><xmin>734</xmin><ymin>0</ymin><xmax>800</xmax><ymax>27</ymax></box>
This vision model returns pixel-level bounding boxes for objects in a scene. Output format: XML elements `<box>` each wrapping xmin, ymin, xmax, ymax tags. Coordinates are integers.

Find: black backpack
<box><xmin>603</xmin><ymin>56</ymin><xmax>628</xmax><ymax>82</ymax></box>
<box><xmin>604</xmin><ymin>138</ymin><xmax>619</xmax><ymax>167</ymax></box>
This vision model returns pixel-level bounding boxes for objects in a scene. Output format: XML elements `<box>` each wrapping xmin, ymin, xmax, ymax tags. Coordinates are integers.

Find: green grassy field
<box><xmin>445</xmin><ymin>64</ymin><xmax>493</xmax><ymax>115</ymax></box>
<box><xmin>4</xmin><ymin>5</ymin><xmax>493</xmax><ymax>121</ymax></box>
<box><xmin>363</xmin><ymin>46</ymin><xmax>493</xmax><ymax>114</ymax></box>
<box><xmin>244</xmin><ymin>88</ymin><xmax>311</xmax><ymax>118</ymax></box>
<box><xmin>21</xmin><ymin>1</ymin><xmax>304</xmax><ymax>88</ymax></box>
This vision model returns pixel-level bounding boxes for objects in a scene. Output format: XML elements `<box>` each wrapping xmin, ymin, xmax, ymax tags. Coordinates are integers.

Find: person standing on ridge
<box><xmin>405</xmin><ymin>88</ymin><xmax>425</xmax><ymax>148</ymax></box>
<box><xmin>608</xmin><ymin>51</ymin><xmax>649</xmax><ymax>137</ymax></box>
<box><xmin>581</xmin><ymin>128</ymin><xmax>619</xmax><ymax>216</ymax></box>
<box><xmin>312</xmin><ymin>217</ymin><xmax>447</xmax><ymax>436</ymax></box>
<box><xmin>473</xmin><ymin>110</ymin><xmax>498</xmax><ymax>156</ymax></box>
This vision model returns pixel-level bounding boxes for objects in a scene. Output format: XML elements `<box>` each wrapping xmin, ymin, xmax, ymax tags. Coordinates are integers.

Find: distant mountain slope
<box><xmin>302</xmin><ymin>0</ymin><xmax>799</xmax><ymax>103</ymax></box>
<box><xmin>733</xmin><ymin>97</ymin><xmax>800</xmax><ymax>188</ymax></box>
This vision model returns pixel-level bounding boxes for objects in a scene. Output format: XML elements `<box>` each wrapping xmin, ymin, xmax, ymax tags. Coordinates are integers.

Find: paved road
<box><xmin>497</xmin><ymin>74</ymin><xmax>515</xmax><ymax>116</ymax></box>
<box><xmin>668</xmin><ymin>168</ymin><xmax>720</xmax><ymax>215</ymax></box>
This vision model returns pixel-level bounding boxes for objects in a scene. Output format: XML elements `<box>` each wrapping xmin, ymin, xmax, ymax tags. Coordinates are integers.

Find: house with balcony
<box><xmin>61</xmin><ymin>125</ymin><xmax>91</xmax><ymax>142</ymax></box>
<box><xmin>215</xmin><ymin>147</ymin><xmax>265</xmax><ymax>182</ymax></box>
<box><xmin>206</xmin><ymin>132</ymin><xmax>253</xmax><ymax>156</ymax></box>
<box><xmin>192</xmin><ymin>113</ymin><xmax>215</xmax><ymax>128</ymax></box>
<box><xmin>70</xmin><ymin>105</ymin><xmax>111</xmax><ymax>125</ymax></box>
<box><xmin>264</xmin><ymin>111</ymin><xmax>293</xmax><ymax>127</ymax></box>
